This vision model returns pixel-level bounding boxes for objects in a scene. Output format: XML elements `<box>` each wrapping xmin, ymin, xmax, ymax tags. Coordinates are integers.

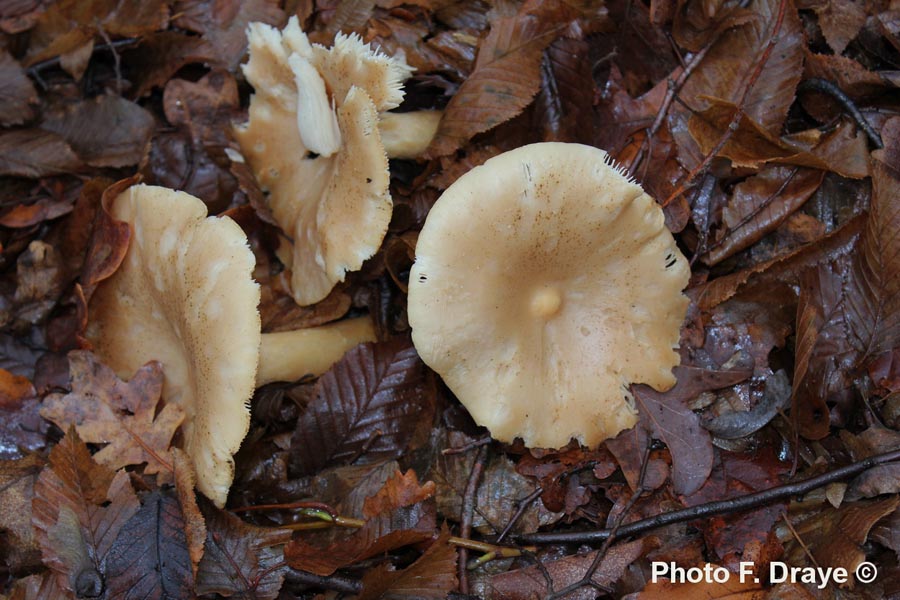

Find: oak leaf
<box><xmin>40</xmin><ymin>351</ymin><xmax>184</xmax><ymax>476</ymax></box>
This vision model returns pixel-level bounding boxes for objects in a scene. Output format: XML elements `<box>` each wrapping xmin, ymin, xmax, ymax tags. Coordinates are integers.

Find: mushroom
<box><xmin>234</xmin><ymin>18</ymin><xmax>441</xmax><ymax>307</ymax></box>
<box><xmin>87</xmin><ymin>184</ymin><xmax>375</xmax><ymax>506</ymax></box>
<box><xmin>407</xmin><ymin>143</ymin><xmax>690</xmax><ymax>449</ymax></box>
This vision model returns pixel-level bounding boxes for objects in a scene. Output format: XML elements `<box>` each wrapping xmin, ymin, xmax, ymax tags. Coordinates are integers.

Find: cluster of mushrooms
<box><xmin>85</xmin><ymin>18</ymin><xmax>690</xmax><ymax>506</ymax></box>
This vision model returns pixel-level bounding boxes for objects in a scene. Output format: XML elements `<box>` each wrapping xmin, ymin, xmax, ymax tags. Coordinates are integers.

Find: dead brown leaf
<box><xmin>0</xmin><ymin>129</ymin><xmax>82</xmax><ymax>178</ymax></box>
<box><xmin>31</xmin><ymin>428</ymin><xmax>140</xmax><ymax>595</ymax></box>
<box><xmin>0</xmin><ymin>50</ymin><xmax>38</xmax><ymax>126</ymax></box>
<box><xmin>40</xmin><ymin>95</ymin><xmax>154</xmax><ymax>168</ymax></box>
<box><xmin>705</xmin><ymin>166</ymin><xmax>825</xmax><ymax>265</ymax></box>
<box><xmin>358</xmin><ymin>529</ymin><xmax>458</xmax><ymax>600</ymax></box>
<box><xmin>284</xmin><ymin>468</ymin><xmax>437</xmax><ymax>576</ymax></box>
<box><xmin>171</xmin><ymin>0</ymin><xmax>285</xmax><ymax>69</ymax></box>
<box><xmin>40</xmin><ymin>351</ymin><xmax>184</xmax><ymax>475</ymax></box>
<box><xmin>427</xmin><ymin>0</ymin><xmax>580</xmax><ymax>156</ymax></box>
<box><xmin>482</xmin><ymin>538</ymin><xmax>649</xmax><ymax>599</ymax></box>
<box><xmin>196</xmin><ymin>500</ymin><xmax>291</xmax><ymax>600</ymax></box>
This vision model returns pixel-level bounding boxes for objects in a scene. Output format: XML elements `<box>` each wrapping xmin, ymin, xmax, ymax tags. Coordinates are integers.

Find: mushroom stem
<box><xmin>379</xmin><ymin>110</ymin><xmax>442</xmax><ymax>159</ymax></box>
<box><xmin>256</xmin><ymin>316</ymin><xmax>377</xmax><ymax>386</ymax></box>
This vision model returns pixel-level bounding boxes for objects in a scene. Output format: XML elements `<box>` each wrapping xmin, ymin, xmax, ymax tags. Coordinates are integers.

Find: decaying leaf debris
<box><xmin>2</xmin><ymin>0</ymin><xmax>900</xmax><ymax>598</ymax></box>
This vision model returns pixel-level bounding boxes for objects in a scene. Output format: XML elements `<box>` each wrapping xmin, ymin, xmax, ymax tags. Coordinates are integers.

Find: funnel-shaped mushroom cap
<box><xmin>408</xmin><ymin>143</ymin><xmax>690</xmax><ymax>448</ymax></box>
<box><xmin>86</xmin><ymin>184</ymin><xmax>261</xmax><ymax>506</ymax></box>
<box><xmin>234</xmin><ymin>18</ymin><xmax>403</xmax><ymax>306</ymax></box>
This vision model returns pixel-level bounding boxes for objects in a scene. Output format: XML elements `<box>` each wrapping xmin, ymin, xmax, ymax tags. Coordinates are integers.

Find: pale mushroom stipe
<box><xmin>87</xmin><ymin>184</ymin><xmax>375</xmax><ymax>507</ymax></box>
<box><xmin>234</xmin><ymin>17</ymin><xmax>438</xmax><ymax>307</ymax></box>
<box><xmin>408</xmin><ymin>143</ymin><xmax>691</xmax><ymax>449</ymax></box>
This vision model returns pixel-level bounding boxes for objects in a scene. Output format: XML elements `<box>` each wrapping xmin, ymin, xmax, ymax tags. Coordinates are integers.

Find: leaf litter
<box><xmin>1</xmin><ymin>0</ymin><xmax>900</xmax><ymax>597</ymax></box>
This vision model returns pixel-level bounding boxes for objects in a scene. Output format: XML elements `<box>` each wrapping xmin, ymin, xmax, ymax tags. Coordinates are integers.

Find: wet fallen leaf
<box><xmin>629</xmin><ymin>563</ymin><xmax>766</xmax><ymax>599</ymax></box>
<box><xmin>40</xmin><ymin>351</ymin><xmax>184</xmax><ymax>476</ymax></box>
<box><xmin>40</xmin><ymin>95</ymin><xmax>155</xmax><ymax>169</ymax></box>
<box><xmin>31</xmin><ymin>428</ymin><xmax>140</xmax><ymax>595</ymax></box>
<box><xmin>481</xmin><ymin>538</ymin><xmax>649</xmax><ymax>600</ymax></box>
<box><xmin>289</xmin><ymin>337</ymin><xmax>432</xmax><ymax>477</ymax></box>
<box><xmin>0</xmin><ymin>129</ymin><xmax>82</xmax><ymax>178</ymax></box>
<box><xmin>0</xmin><ymin>50</ymin><xmax>38</xmax><ymax>126</ymax></box>
<box><xmin>171</xmin><ymin>0</ymin><xmax>284</xmax><ymax>69</ymax></box>
<box><xmin>104</xmin><ymin>489</ymin><xmax>194</xmax><ymax>599</ymax></box>
<box><xmin>358</xmin><ymin>529</ymin><xmax>458</xmax><ymax>600</ymax></box>
<box><xmin>427</xmin><ymin>0</ymin><xmax>580</xmax><ymax>156</ymax></box>
<box><xmin>634</xmin><ymin>366</ymin><xmax>751</xmax><ymax>496</ymax></box>
<box><xmin>196</xmin><ymin>500</ymin><xmax>291</xmax><ymax>600</ymax></box>
<box><xmin>284</xmin><ymin>468</ymin><xmax>437</xmax><ymax>576</ymax></box>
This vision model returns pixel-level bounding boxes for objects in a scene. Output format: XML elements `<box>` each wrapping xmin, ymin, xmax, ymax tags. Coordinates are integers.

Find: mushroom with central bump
<box><xmin>408</xmin><ymin>143</ymin><xmax>691</xmax><ymax>449</ymax></box>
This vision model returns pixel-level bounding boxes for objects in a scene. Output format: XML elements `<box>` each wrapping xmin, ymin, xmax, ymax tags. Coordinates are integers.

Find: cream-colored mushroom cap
<box><xmin>86</xmin><ymin>184</ymin><xmax>261</xmax><ymax>507</ymax></box>
<box><xmin>234</xmin><ymin>18</ymin><xmax>407</xmax><ymax>306</ymax></box>
<box><xmin>408</xmin><ymin>143</ymin><xmax>690</xmax><ymax>448</ymax></box>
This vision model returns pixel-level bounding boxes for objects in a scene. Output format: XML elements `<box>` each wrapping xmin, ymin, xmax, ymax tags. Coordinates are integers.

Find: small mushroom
<box><xmin>235</xmin><ymin>18</ymin><xmax>414</xmax><ymax>307</ymax></box>
<box><xmin>87</xmin><ymin>184</ymin><xmax>375</xmax><ymax>505</ymax></box>
<box><xmin>408</xmin><ymin>143</ymin><xmax>690</xmax><ymax>449</ymax></box>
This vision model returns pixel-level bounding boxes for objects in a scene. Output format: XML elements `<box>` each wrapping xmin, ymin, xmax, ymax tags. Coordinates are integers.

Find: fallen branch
<box><xmin>517</xmin><ymin>447</ymin><xmax>900</xmax><ymax>545</ymax></box>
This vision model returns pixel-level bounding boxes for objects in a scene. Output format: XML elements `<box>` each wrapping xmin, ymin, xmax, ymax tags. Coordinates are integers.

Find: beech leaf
<box><xmin>427</xmin><ymin>0</ymin><xmax>579</xmax><ymax>156</ymax></box>
<box><xmin>40</xmin><ymin>351</ymin><xmax>185</xmax><ymax>476</ymax></box>
<box><xmin>284</xmin><ymin>469</ymin><xmax>437</xmax><ymax>576</ymax></box>
<box><xmin>0</xmin><ymin>129</ymin><xmax>82</xmax><ymax>177</ymax></box>
<box><xmin>289</xmin><ymin>337</ymin><xmax>431</xmax><ymax>477</ymax></box>
<box><xmin>31</xmin><ymin>429</ymin><xmax>140</xmax><ymax>595</ymax></box>
<box><xmin>196</xmin><ymin>501</ymin><xmax>291</xmax><ymax>600</ymax></box>
<box><xmin>843</xmin><ymin>159</ymin><xmax>900</xmax><ymax>362</ymax></box>
<box><xmin>358</xmin><ymin>530</ymin><xmax>458</xmax><ymax>600</ymax></box>
<box><xmin>105</xmin><ymin>490</ymin><xmax>193</xmax><ymax>599</ymax></box>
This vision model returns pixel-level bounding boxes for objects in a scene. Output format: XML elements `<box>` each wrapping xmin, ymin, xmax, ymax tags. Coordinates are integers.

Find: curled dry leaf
<box><xmin>40</xmin><ymin>351</ymin><xmax>184</xmax><ymax>476</ymax></box>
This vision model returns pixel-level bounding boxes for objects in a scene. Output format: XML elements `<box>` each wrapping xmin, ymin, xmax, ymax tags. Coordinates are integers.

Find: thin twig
<box><xmin>94</xmin><ymin>21</ymin><xmax>122</xmax><ymax>93</ymax></box>
<box><xmin>627</xmin><ymin>42</ymin><xmax>715</xmax><ymax>178</ymax></box>
<box><xmin>496</xmin><ymin>486</ymin><xmax>543</xmax><ymax>544</ymax></box>
<box><xmin>26</xmin><ymin>37</ymin><xmax>139</xmax><ymax>84</ymax></box>
<box><xmin>663</xmin><ymin>0</ymin><xmax>789</xmax><ymax>207</ymax></box>
<box><xmin>518</xmin><ymin>447</ymin><xmax>900</xmax><ymax>545</ymax></box>
<box><xmin>798</xmin><ymin>78</ymin><xmax>883</xmax><ymax>149</ymax></box>
<box><xmin>780</xmin><ymin>511</ymin><xmax>821</xmax><ymax>569</ymax></box>
<box><xmin>285</xmin><ymin>568</ymin><xmax>363</xmax><ymax>594</ymax></box>
<box><xmin>547</xmin><ymin>439</ymin><xmax>652</xmax><ymax>599</ymax></box>
<box><xmin>458</xmin><ymin>445</ymin><xmax>489</xmax><ymax>594</ymax></box>
<box><xmin>442</xmin><ymin>434</ymin><xmax>492</xmax><ymax>455</ymax></box>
